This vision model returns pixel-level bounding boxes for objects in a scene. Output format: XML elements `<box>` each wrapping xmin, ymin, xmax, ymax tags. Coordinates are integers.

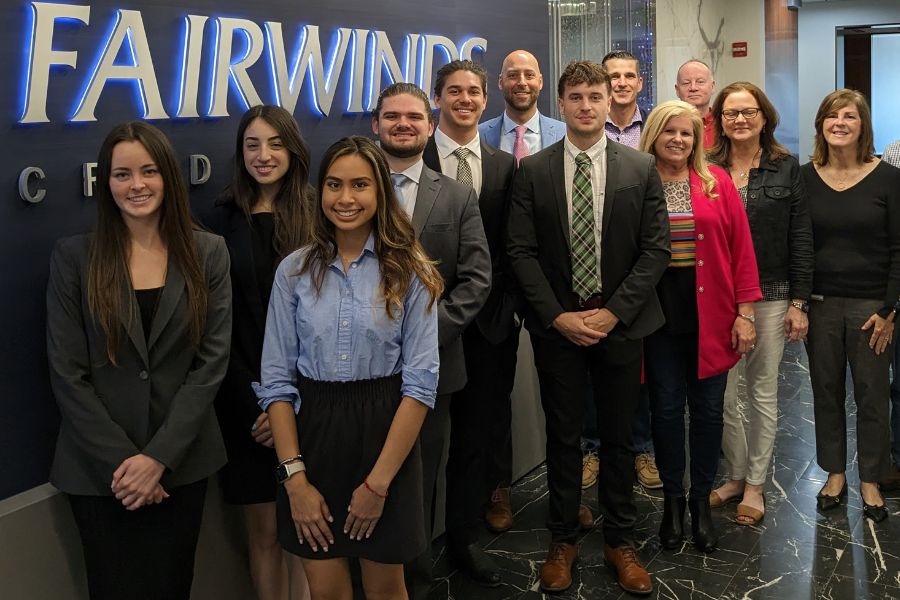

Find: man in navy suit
<box><xmin>420</xmin><ymin>59</ymin><xmax>517</xmax><ymax>592</ymax></box>
<box><xmin>479</xmin><ymin>50</ymin><xmax>565</xmax><ymax>161</ymax></box>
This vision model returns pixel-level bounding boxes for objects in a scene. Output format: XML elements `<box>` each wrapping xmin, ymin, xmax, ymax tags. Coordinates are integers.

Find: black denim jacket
<box><xmin>739</xmin><ymin>153</ymin><xmax>814</xmax><ymax>300</ymax></box>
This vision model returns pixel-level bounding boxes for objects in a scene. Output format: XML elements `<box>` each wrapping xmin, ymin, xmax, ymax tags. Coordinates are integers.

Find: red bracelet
<box><xmin>363</xmin><ymin>479</ymin><xmax>388</xmax><ymax>499</ymax></box>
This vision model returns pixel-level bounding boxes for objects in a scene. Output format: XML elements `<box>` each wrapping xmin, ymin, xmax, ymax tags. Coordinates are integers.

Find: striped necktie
<box><xmin>571</xmin><ymin>152</ymin><xmax>598</xmax><ymax>301</ymax></box>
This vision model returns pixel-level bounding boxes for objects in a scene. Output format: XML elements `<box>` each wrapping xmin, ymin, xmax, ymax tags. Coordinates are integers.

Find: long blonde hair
<box><xmin>301</xmin><ymin>136</ymin><xmax>443</xmax><ymax>318</ymax></box>
<box><xmin>640</xmin><ymin>100</ymin><xmax>718</xmax><ymax>198</ymax></box>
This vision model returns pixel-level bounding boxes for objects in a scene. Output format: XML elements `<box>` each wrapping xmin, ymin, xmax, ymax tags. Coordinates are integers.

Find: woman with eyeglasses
<box><xmin>707</xmin><ymin>82</ymin><xmax>814</xmax><ymax>527</ymax></box>
<box><xmin>800</xmin><ymin>89</ymin><xmax>900</xmax><ymax>523</ymax></box>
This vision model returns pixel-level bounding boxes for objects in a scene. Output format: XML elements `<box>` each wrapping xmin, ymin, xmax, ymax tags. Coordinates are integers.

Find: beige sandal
<box><xmin>735</xmin><ymin>497</ymin><xmax>765</xmax><ymax>526</ymax></box>
<box><xmin>709</xmin><ymin>490</ymin><xmax>743</xmax><ymax>509</ymax></box>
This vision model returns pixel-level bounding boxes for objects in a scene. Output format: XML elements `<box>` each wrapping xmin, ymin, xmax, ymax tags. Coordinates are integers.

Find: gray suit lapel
<box><xmin>121</xmin><ymin>287</ymin><xmax>149</xmax><ymax>367</ymax></box>
<box><xmin>147</xmin><ymin>255</ymin><xmax>186</xmax><ymax>350</ymax></box>
<box><xmin>412</xmin><ymin>168</ymin><xmax>440</xmax><ymax>236</ymax></box>
<box><xmin>602</xmin><ymin>143</ymin><xmax>619</xmax><ymax>235</ymax></box>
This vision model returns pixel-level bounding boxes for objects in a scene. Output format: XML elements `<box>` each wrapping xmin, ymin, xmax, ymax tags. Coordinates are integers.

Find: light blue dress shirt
<box><xmin>253</xmin><ymin>234</ymin><xmax>439</xmax><ymax>412</ymax></box>
<box><xmin>499</xmin><ymin>111</ymin><xmax>541</xmax><ymax>156</ymax></box>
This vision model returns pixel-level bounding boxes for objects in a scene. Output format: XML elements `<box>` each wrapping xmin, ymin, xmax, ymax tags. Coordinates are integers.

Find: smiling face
<box><xmin>242</xmin><ymin>117</ymin><xmax>290</xmax><ymax>195</ymax></box>
<box><xmin>434</xmin><ymin>69</ymin><xmax>486</xmax><ymax>136</ymax></box>
<box><xmin>558</xmin><ymin>81</ymin><xmax>610</xmax><ymax>147</ymax></box>
<box><xmin>605</xmin><ymin>57</ymin><xmax>643</xmax><ymax>110</ymax></box>
<box><xmin>675</xmin><ymin>62</ymin><xmax>715</xmax><ymax>113</ymax></box>
<box><xmin>372</xmin><ymin>92</ymin><xmax>434</xmax><ymax>159</ymax></box>
<box><xmin>822</xmin><ymin>103</ymin><xmax>862</xmax><ymax>151</ymax></box>
<box><xmin>653</xmin><ymin>115</ymin><xmax>694</xmax><ymax>172</ymax></box>
<box><xmin>109</xmin><ymin>140</ymin><xmax>164</xmax><ymax>226</ymax></box>
<box><xmin>321</xmin><ymin>153</ymin><xmax>378</xmax><ymax>239</ymax></box>
<box><xmin>720</xmin><ymin>90</ymin><xmax>766</xmax><ymax>145</ymax></box>
<box><xmin>499</xmin><ymin>51</ymin><xmax>543</xmax><ymax>115</ymax></box>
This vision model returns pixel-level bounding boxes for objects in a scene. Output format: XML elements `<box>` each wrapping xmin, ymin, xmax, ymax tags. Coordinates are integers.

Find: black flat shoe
<box><xmin>861</xmin><ymin>487</ymin><xmax>889</xmax><ymax>523</ymax></box>
<box><xmin>447</xmin><ymin>541</ymin><xmax>502</xmax><ymax>587</ymax></box>
<box><xmin>659</xmin><ymin>496</ymin><xmax>686</xmax><ymax>549</ymax></box>
<box><xmin>816</xmin><ymin>482</ymin><xmax>847</xmax><ymax>511</ymax></box>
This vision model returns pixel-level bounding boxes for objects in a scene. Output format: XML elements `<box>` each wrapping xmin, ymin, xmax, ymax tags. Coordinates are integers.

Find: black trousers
<box><xmin>68</xmin><ymin>479</ymin><xmax>207</xmax><ymax>600</ymax></box>
<box><xmin>531</xmin><ymin>334</ymin><xmax>641</xmax><ymax>547</ymax></box>
<box><xmin>445</xmin><ymin>324</ymin><xmax>519</xmax><ymax>546</ymax></box>
<box><xmin>482</xmin><ymin>325</ymin><xmax>521</xmax><ymax>494</ymax></box>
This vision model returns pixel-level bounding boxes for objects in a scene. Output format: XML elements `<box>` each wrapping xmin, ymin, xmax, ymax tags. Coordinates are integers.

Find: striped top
<box><xmin>663</xmin><ymin>180</ymin><xmax>695</xmax><ymax>268</ymax></box>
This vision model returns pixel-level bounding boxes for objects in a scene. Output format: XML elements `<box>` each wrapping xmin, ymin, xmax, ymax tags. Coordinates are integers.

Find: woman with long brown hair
<box><xmin>255</xmin><ymin>136</ymin><xmax>443</xmax><ymax>599</ymax></box>
<box><xmin>206</xmin><ymin>105</ymin><xmax>313</xmax><ymax>600</ymax></box>
<box><xmin>707</xmin><ymin>82</ymin><xmax>814</xmax><ymax>526</ymax></box>
<box><xmin>46</xmin><ymin>121</ymin><xmax>231</xmax><ymax>599</ymax></box>
<box><xmin>801</xmin><ymin>89</ymin><xmax>900</xmax><ymax>523</ymax></box>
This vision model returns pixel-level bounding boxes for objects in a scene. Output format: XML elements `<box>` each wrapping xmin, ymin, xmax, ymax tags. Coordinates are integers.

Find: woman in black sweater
<box><xmin>801</xmin><ymin>89</ymin><xmax>900</xmax><ymax>523</ymax></box>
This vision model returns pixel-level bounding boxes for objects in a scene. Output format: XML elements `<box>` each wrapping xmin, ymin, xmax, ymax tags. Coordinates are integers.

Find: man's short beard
<box><xmin>381</xmin><ymin>139</ymin><xmax>427</xmax><ymax>159</ymax></box>
<box><xmin>504</xmin><ymin>90</ymin><xmax>537</xmax><ymax>112</ymax></box>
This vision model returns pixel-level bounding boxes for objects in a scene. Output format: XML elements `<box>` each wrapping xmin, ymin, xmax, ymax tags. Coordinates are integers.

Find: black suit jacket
<box><xmin>204</xmin><ymin>202</ymin><xmax>273</xmax><ymax>443</ymax></box>
<box><xmin>410</xmin><ymin>164</ymin><xmax>491</xmax><ymax>394</ymax></box>
<box><xmin>507</xmin><ymin>138</ymin><xmax>670</xmax><ymax>342</ymax></box>
<box><xmin>46</xmin><ymin>231</ymin><xmax>232</xmax><ymax>495</ymax></box>
<box><xmin>423</xmin><ymin>136</ymin><xmax>517</xmax><ymax>344</ymax></box>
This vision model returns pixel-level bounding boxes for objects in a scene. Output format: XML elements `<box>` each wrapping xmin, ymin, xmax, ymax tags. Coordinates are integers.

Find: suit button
<box><xmin>139</xmin><ymin>370</ymin><xmax>149</xmax><ymax>380</ymax></box>
<box><xmin>697</xmin><ymin>233</ymin><xmax>705</xmax><ymax>240</ymax></box>
<box><xmin>698</xmin><ymin>286</ymin><xmax>705</xmax><ymax>293</ymax></box>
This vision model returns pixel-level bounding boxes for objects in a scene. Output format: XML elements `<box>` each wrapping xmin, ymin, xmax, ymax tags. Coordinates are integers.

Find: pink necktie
<box><xmin>513</xmin><ymin>125</ymin><xmax>528</xmax><ymax>164</ymax></box>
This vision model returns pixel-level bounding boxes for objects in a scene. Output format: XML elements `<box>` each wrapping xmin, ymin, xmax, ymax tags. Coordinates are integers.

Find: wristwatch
<box><xmin>791</xmin><ymin>299</ymin><xmax>809</xmax><ymax>313</ymax></box>
<box><xmin>275</xmin><ymin>459</ymin><xmax>306</xmax><ymax>484</ymax></box>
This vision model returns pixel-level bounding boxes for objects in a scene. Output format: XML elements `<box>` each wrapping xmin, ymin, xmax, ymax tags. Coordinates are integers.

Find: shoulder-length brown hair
<box><xmin>88</xmin><ymin>121</ymin><xmax>207</xmax><ymax>364</ymax></box>
<box><xmin>301</xmin><ymin>136</ymin><xmax>443</xmax><ymax>317</ymax></box>
<box><xmin>811</xmin><ymin>88</ymin><xmax>875</xmax><ymax>166</ymax></box>
<box><xmin>708</xmin><ymin>81</ymin><xmax>791</xmax><ymax>166</ymax></box>
<box><xmin>640</xmin><ymin>100</ymin><xmax>718</xmax><ymax>198</ymax></box>
<box><xmin>226</xmin><ymin>105</ymin><xmax>313</xmax><ymax>258</ymax></box>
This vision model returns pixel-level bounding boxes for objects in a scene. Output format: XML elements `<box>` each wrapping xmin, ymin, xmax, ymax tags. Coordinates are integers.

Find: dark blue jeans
<box><xmin>645</xmin><ymin>331</ymin><xmax>728</xmax><ymax>498</ymax></box>
<box><xmin>891</xmin><ymin>341</ymin><xmax>900</xmax><ymax>466</ymax></box>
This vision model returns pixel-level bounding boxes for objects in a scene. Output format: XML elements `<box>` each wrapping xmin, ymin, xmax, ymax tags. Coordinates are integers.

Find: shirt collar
<box><xmin>392</xmin><ymin>158</ymin><xmax>424</xmax><ymax>185</ymax></box>
<box><xmin>328</xmin><ymin>232</ymin><xmax>377</xmax><ymax>270</ymax></box>
<box><xmin>564</xmin><ymin>133</ymin><xmax>607</xmax><ymax>162</ymax></box>
<box><xmin>606</xmin><ymin>105</ymin><xmax>643</xmax><ymax>129</ymax></box>
<box><xmin>434</xmin><ymin>126</ymin><xmax>482</xmax><ymax>160</ymax></box>
<box><xmin>502</xmin><ymin>110</ymin><xmax>541</xmax><ymax>135</ymax></box>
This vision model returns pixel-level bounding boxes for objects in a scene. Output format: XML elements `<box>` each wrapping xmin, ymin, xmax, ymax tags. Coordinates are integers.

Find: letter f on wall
<box><xmin>20</xmin><ymin>2</ymin><xmax>91</xmax><ymax>124</ymax></box>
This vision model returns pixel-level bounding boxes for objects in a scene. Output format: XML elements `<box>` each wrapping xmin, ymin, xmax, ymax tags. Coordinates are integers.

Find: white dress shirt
<box><xmin>563</xmin><ymin>134</ymin><xmax>607</xmax><ymax>289</ymax></box>
<box><xmin>434</xmin><ymin>127</ymin><xmax>483</xmax><ymax>196</ymax></box>
<box><xmin>500</xmin><ymin>111</ymin><xmax>541</xmax><ymax>156</ymax></box>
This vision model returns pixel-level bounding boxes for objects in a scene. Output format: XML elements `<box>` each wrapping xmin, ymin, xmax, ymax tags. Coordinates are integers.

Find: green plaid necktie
<box><xmin>571</xmin><ymin>152</ymin><xmax>598</xmax><ymax>301</ymax></box>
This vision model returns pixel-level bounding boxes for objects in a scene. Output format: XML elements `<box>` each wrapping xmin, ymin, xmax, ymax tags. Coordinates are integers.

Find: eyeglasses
<box><xmin>722</xmin><ymin>108</ymin><xmax>760</xmax><ymax>120</ymax></box>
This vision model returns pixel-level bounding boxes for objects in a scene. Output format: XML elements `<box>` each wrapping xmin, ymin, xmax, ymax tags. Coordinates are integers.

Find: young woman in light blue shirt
<box><xmin>255</xmin><ymin>136</ymin><xmax>443</xmax><ymax>599</ymax></box>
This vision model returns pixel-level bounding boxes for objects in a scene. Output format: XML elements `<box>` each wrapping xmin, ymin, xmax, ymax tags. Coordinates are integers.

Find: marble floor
<box><xmin>426</xmin><ymin>342</ymin><xmax>900</xmax><ymax>599</ymax></box>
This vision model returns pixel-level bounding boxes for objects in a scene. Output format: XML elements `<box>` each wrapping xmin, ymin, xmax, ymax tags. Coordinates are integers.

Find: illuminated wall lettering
<box><xmin>208</xmin><ymin>18</ymin><xmax>264</xmax><ymax>117</ymax></box>
<box><xmin>71</xmin><ymin>9</ymin><xmax>168</xmax><ymax>122</ymax></box>
<box><xmin>18</xmin><ymin>2</ymin><xmax>488</xmax><ymax>123</ymax></box>
<box><xmin>21</xmin><ymin>2</ymin><xmax>91</xmax><ymax>123</ymax></box>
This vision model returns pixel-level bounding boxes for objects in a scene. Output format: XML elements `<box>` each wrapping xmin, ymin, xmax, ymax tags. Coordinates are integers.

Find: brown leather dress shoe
<box><xmin>485</xmin><ymin>487</ymin><xmax>513</xmax><ymax>532</ymax></box>
<box><xmin>603</xmin><ymin>544</ymin><xmax>652</xmax><ymax>595</ymax></box>
<box><xmin>578</xmin><ymin>503</ymin><xmax>594</xmax><ymax>530</ymax></box>
<box><xmin>540</xmin><ymin>542</ymin><xmax>578</xmax><ymax>592</ymax></box>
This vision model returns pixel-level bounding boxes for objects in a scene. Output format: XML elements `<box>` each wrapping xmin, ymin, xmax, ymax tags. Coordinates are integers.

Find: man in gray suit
<box><xmin>371</xmin><ymin>82</ymin><xmax>492</xmax><ymax>598</ymax></box>
<box><xmin>479</xmin><ymin>49</ymin><xmax>565</xmax><ymax>161</ymax></box>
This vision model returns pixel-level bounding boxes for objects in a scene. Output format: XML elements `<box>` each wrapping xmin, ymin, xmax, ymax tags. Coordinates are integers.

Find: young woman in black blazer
<box><xmin>46</xmin><ymin>122</ymin><xmax>231</xmax><ymax>600</ymax></box>
<box><xmin>206</xmin><ymin>105</ymin><xmax>313</xmax><ymax>600</ymax></box>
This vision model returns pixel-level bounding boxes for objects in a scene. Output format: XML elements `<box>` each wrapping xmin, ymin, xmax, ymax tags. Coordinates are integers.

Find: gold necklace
<box><xmin>828</xmin><ymin>164</ymin><xmax>863</xmax><ymax>190</ymax></box>
<box><xmin>731</xmin><ymin>147</ymin><xmax>762</xmax><ymax>181</ymax></box>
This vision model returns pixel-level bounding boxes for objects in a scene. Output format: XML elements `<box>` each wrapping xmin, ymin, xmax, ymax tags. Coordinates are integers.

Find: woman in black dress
<box><xmin>207</xmin><ymin>105</ymin><xmax>313</xmax><ymax>599</ymax></box>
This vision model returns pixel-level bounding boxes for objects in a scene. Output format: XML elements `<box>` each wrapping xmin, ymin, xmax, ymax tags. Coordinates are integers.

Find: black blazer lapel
<box><xmin>147</xmin><ymin>255</ymin><xmax>185</xmax><ymax>350</ymax></box>
<box><xmin>412</xmin><ymin>167</ymin><xmax>440</xmax><ymax>236</ymax></box>
<box><xmin>479</xmin><ymin>141</ymin><xmax>498</xmax><ymax>203</ymax></box>
<box><xmin>602</xmin><ymin>142</ymin><xmax>620</xmax><ymax>235</ymax></box>
<box><xmin>423</xmin><ymin>137</ymin><xmax>442</xmax><ymax>174</ymax></box>
<box><xmin>228</xmin><ymin>212</ymin><xmax>267</xmax><ymax>335</ymax></box>
<box><xmin>121</xmin><ymin>286</ymin><xmax>149</xmax><ymax>367</ymax></box>
<box><xmin>548</xmin><ymin>144</ymin><xmax>570</xmax><ymax>248</ymax></box>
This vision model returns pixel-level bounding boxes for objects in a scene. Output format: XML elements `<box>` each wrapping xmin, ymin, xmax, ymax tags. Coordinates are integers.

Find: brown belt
<box><xmin>578</xmin><ymin>293</ymin><xmax>604</xmax><ymax>310</ymax></box>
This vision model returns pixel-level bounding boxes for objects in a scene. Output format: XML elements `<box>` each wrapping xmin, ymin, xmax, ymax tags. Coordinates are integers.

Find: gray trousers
<box><xmin>806</xmin><ymin>296</ymin><xmax>892</xmax><ymax>482</ymax></box>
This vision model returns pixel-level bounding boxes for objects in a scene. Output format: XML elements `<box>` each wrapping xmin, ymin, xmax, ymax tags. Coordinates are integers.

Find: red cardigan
<box><xmin>689</xmin><ymin>166</ymin><xmax>762</xmax><ymax>378</ymax></box>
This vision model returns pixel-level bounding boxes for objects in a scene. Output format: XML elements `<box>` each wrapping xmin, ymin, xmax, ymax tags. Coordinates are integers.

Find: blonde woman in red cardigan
<box><xmin>639</xmin><ymin>100</ymin><xmax>761</xmax><ymax>554</ymax></box>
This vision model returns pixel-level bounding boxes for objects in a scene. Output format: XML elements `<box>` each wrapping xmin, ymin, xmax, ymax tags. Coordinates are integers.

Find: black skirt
<box><xmin>276</xmin><ymin>374</ymin><xmax>426</xmax><ymax>563</ymax></box>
